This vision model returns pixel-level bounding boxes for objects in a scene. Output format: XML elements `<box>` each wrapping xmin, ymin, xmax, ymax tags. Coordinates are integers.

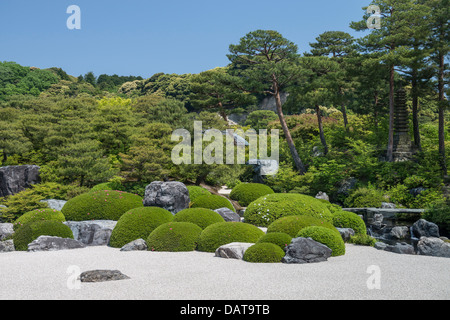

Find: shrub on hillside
<box><xmin>186</xmin><ymin>186</ymin><xmax>211</xmax><ymax>203</ymax></box>
<box><xmin>13</xmin><ymin>208</ymin><xmax>65</xmax><ymax>231</ymax></box>
<box><xmin>343</xmin><ymin>187</ymin><xmax>384</xmax><ymax>208</ymax></box>
<box><xmin>296</xmin><ymin>226</ymin><xmax>345</xmax><ymax>256</ymax></box>
<box><xmin>243</xmin><ymin>243</ymin><xmax>285</xmax><ymax>263</ymax></box>
<box><xmin>146</xmin><ymin>222</ymin><xmax>202</xmax><ymax>252</ymax></box>
<box><xmin>256</xmin><ymin>232</ymin><xmax>292</xmax><ymax>251</ymax></box>
<box><xmin>229</xmin><ymin>183</ymin><xmax>274</xmax><ymax>207</ymax></box>
<box><xmin>332</xmin><ymin>210</ymin><xmax>367</xmax><ymax>235</ymax></box>
<box><xmin>173</xmin><ymin>208</ymin><xmax>225</xmax><ymax>230</ymax></box>
<box><xmin>190</xmin><ymin>194</ymin><xmax>235</xmax><ymax>212</ymax></box>
<box><xmin>267</xmin><ymin>215</ymin><xmax>337</xmax><ymax>238</ymax></box>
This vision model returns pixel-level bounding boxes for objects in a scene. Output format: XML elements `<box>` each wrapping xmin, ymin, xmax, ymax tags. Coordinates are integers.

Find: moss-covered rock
<box><xmin>243</xmin><ymin>243</ymin><xmax>285</xmax><ymax>263</ymax></box>
<box><xmin>244</xmin><ymin>193</ymin><xmax>333</xmax><ymax>227</ymax></box>
<box><xmin>190</xmin><ymin>194</ymin><xmax>235</xmax><ymax>212</ymax></box>
<box><xmin>229</xmin><ymin>183</ymin><xmax>274</xmax><ymax>207</ymax></box>
<box><xmin>332</xmin><ymin>210</ymin><xmax>367</xmax><ymax>235</ymax></box>
<box><xmin>256</xmin><ymin>232</ymin><xmax>292</xmax><ymax>251</ymax></box>
<box><xmin>13</xmin><ymin>208</ymin><xmax>65</xmax><ymax>231</ymax></box>
<box><xmin>109</xmin><ymin>207</ymin><xmax>174</xmax><ymax>248</ymax></box>
<box><xmin>61</xmin><ymin>190</ymin><xmax>143</xmax><ymax>221</ymax></box>
<box><xmin>146</xmin><ymin>222</ymin><xmax>202</xmax><ymax>252</ymax></box>
<box><xmin>173</xmin><ymin>208</ymin><xmax>225</xmax><ymax>230</ymax></box>
<box><xmin>197</xmin><ymin>222</ymin><xmax>265</xmax><ymax>252</ymax></box>
<box><xmin>13</xmin><ymin>220</ymin><xmax>74</xmax><ymax>251</ymax></box>
<box><xmin>267</xmin><ymin>215</ymin><xmax>337</xmax><ymax>237</ymax></box>
<box><xmin>296</xmin><ymin>226</ymin><xmax>346</xmax><ymax>257</ymax></box>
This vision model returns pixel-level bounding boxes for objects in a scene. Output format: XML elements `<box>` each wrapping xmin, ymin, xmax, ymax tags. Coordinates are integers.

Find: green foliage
<box><xmin>61</xmin><ymin>190</ymin><xmax>143</xmax><ymax>221</ymax></box>
<box><xmin>173</xmin><ymin>208</ymin><xmax>225</xmax><ymax>230</ymax></box>
<box><xmin>186</xmin><ymin>186</ymin><xmax>212</xmax><ymax>203</ymax></box>
<box><xmin>267</xmin><ymin>215</ymin><xmax>337</xmax><ymax>237</ymax></box>
<box><xmin>197</xmin><ymin>222</ymin><xmax>265</xmax><ymax>252</ymax></box>
<box><xmin>229</xmin><ymin>183</ymin><xmax>275</xmax><ymax>207</ymax></box>
<box><xmin>243</xmin><ymin>243</ymin><xmax>285</xmax><ymax>263</ymax></box>
<box><xmin>190</xmin><ymin>195</ymin><xmax>235</xmax><ymax>212</ymax></box>
<box><xmin>348</xmin><ymin>234</ymin><xmax>377</xmax><ymax>246</ymax></box>
<box><xmin>109</xmin><ymin>207</ymin><xmax>174</xmax><ymax>248</ymax></box>
<box><xmin>423</xmin><ymin>198</ymin><xmax>450</xmax><ymax>236</ymax></box>
<box><xmin>256</xmin><ymin>232</ymin><xmax>292</xmax><ymax>251</ymax></box>
<box><xmin>344</xmin><ymin>187</ymin><xmax>385</xmax><ymax>208</ymax></box>
<box><xmin>296</xmin><ymin>226</ymin><xmax>345</xmax><ymax>256</ymax></box>
<box><xmin>244</xmin><ymin>193</ymin><xmax>333</xmax><ymax>227</ymax></box>
<box><xmin>332</xmin><ymin>210</ymin><xmax>367</xmax><ymax>235</ymax></box>
<box><xmin>146</xmin><ymin>221</ymin><xmax>202</xmax><ymax>252</ymax></box>
<box><xmin>245</xmin><ymin>110</ymin><xmax>278</xmax><ymax>131</ymax></box>
<box><xmin>13</xmin><ymin>208</ymin><xmax>65</xmax><ymax>231</ymax></box>
<box><xmin>13</xmin><ymin>220</ymin><xmax>74</xmax><ymax>251</ymax></box>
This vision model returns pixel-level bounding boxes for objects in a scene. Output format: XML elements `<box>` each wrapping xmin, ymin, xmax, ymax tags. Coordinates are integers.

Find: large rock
<box><xmin>79</xmin><ymin>270</ymin><xmax>130</xmax><ymax>282</ymax></box>
<box><xmin>0</xmin><ymin>165</ymin><xmax>40</xmax><ymax>197</ymax></box>
<box><xmin>143</xmin><ymin>181</ymin><xmax>190</xmax><ymax>214</ymax></box>
<box><xmin>27</xmin><ymin>236</ymin><xmax>86</xmax><ymax>252</ymax></box>
<box><xmin>215</xmin><ymin>242</ymin><xmax>254</xmax><ymax>260</ymax></box>
<box><xmin>0</xmin><ymin>239</ymin><xmax>14</xmax><ymax>252</ymax></box>
<box><xmin>417</xmin><ymin>237</ymin><xmax>450</xmax><ymax>258</ymax></box>
<box><xmin>0</xmin><ymin>223</ymin><xmax>14</xmax><ymax>241</ymax></box>
<box><xmin>389</xmin><ymin>226</ymin><xmax>410</xmax><ymax>240</ymax></box>
<box><xmin>282</xmin><ymin>237</ymin><xmax>332</xmax><ymax>264</ymax></box>
<box><xmin>375</xmin><ymin>241</ymin><xmax>415</xmax><ymax>255</ymax></box>
<box><xmin>40</xmin><ymin>199</ymin><xmax>67</xmax><ymax>211</ymax></box>
<box><xmin>64</xmin><ymin>220</ymin><xmax>117</xmax><ymax>246</ymax></box>
<box><xmin>120</xmin><ymin>239</ymin><xmax>147</xmax><ymax>251</ymax></box>
<box><xmin>336</xmin><ymin>228</ymin><xmax>355</xmax><ymax>242</ymax></box>
<box><xmin>412</xmin><ymin>219</ymin><xmax>440</xmax><ymax>238</ymax></box>
<box><xmin>214</xmin><ymin>207</ymin><xmax>241</xmax><ymax>222</ymax></box>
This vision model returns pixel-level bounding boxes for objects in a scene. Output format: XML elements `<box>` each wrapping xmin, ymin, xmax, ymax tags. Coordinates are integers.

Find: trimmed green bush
<box><xmin>13</xmin><ymin>220</ymin><xmax>74</xmax><ymax>251</ymax></box>
<box><xmin>61</xmin><ymin>190</ymin><xmax>143</xmax><ymax>221</ymax></box>
<box><xmin>344</xmin><ymin>187</ymin><xmax>384</xmax><ymax>208</ymax></box>
<box><xmin>296</xmin><ymin>226</ymin><xmax>345</xmax><ymax>257</ymax></box>
<box><xmin>13</xmin><ymin>208</ymin><xmax>65</xmax><ymax>231</ymax></box>
<box><xmin>187</xmin><ymin>186</ymin><xmax>212</xmax><ymax>203</ymax></box>
<box><xmin>197</xmin><ymin>222</ymin><xmax>265</xmax><ymax>252</ymax></box>
<box><xmin>332</xmin><ymin>210</ymin><xmax>367</xmax><ymax>235</ymax></box>
<box><xmin>244</xmin><ymin>193</ymin><xmax>333</xmax><ymax>227</ymax></box>
<box><xmin>109</xmin><ymin>207</ymin><xmax>174</xmax><ymax>248</ymax></box>
<box><xmin>348</xmin><ymin>234</ymin><xmax>377</xmax><ymax>246</ymax></box>
<box><xmin>146</xmin><ymin>222</ymin><xmax>202</xmax><ymax>252</ymax></box>
<box><xmin>243</xmin><ymin>243</ymin><xmax>285</xmax><ymax>263</ymax></box>
<box><xmin>173</xmin><ymin>208</ymin><xmax>225</xmax><ymax>230</ymax></box>
<box><xmin>256</xmin><ymin>232</ymin><xmax>292</xmax><ymax>251</ymax></box>
<box><xmin>229</xmin><ymin>183</ymin><xmax>274</xmax><ymax>207</ymax></box>
<box><xmin>267</xmin><ymin>215</ymin><xmax>337</xmax><ymax>238</ymax></box>
<box><xmin>190</xmin><ymin>194</ymin><xmax>235</xmax><ymax>212</ymax></box>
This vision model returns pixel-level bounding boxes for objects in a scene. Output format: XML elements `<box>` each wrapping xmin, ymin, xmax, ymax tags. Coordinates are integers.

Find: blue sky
<box><xmin>0</xmin><ymin>0</ymin><xmax>370</xmax><ymax>78</ymax></box>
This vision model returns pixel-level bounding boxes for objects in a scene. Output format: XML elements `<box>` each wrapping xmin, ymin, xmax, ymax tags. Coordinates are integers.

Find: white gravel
<box><xmin>0</xmin><ymin>244</ymin><xmax>449</xmax><ymax>300</ymax></box>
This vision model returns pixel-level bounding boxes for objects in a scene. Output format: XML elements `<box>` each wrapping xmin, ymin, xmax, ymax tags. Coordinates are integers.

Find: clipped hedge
<box><xmin>109</xmin><ymin>207</ymin><xmax>174</xmax><ymax>248</ymax></box>
<box><xmin>332</xmin><ymin>210</ymin><xmax>367</xmax><ymax>235</ymax></box>
<box><xmin>244</xmin><ymin>193</ymin><xmax>333</xmax><ymax>227</ymax></box>
<box><xmin>190</xmin><ymin>195</ymin><xmax>235</xmax><ymax>212</ymax></box>
<box><xmin>296</xmin><ymin>226</ymin><xmax>345</xmax><ymax>257</ymax></box>
<box><xmin>146</xmin><ymin>222</ymin><xmax>202</xmax><ymax>252</ymax></box>
<box><xmin>229</xmin><ymin>183</ymin><xmax>274</xmax><ymax>207</ymax></box>
<box><xmin>243</xmin><ymin>243</ymin><xmax>285</xmax><ymax>263</ymax></box>
<box><xmin>186</xmin><ymin>186</ymin><xmax>212</xmax><ymax>203</ymax></box>
<box><xmin>267</xmin><ymin>215</ymin><xmax>337</xmax><ymax>238</ymax></box>
<box><xmin>197</xmin><ymin>222</ymin><xmax>265</xmax><ymax>252</ymax></box>
<box><xmin>61</xmin><ymin>190</ymin><xmax>143</xmax><ymax>221</ymax></box>
<box><xmin>13</xmin><ymin>208</ymin><xmax>66</xmax><ymax>231</ymax></box>
<box><xmin>13</xmin><ymin>220</ymin><xmax>74</xmax><ymax>251</ymax></box>
<box><xmin>173</xmin><ymin>208</ymin><xmax>225</xmax><ymax>230</ymax></box>
<box><xmin>256</xmin><ymin>232</ymin><xmax>292</xmax><ymax>251</ymax></box>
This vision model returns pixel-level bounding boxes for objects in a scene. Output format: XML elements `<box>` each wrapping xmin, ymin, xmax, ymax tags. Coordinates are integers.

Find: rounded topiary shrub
<box><xmin>190</xmin><ymin>195</ymin><xmax>235</xmax><ymax>212</ymax></box>
<box><xmin>256</xmin><ymin>232</ymin><xmax>292</xmax><ymax>251</ymax></box>
<box><xmin>13</xmin><ymin>208</ymin><xmax>66</xmax><ymax>231</ymax></box>
<box><xmin>146</xmin><ymin>222</ymin><xmax>202</xmax><ymax>252</ymax></box>
<box><xmin>173</xmin><ymin>208</ymin><xmax>225</xmax><ymax>230</ymax></box>
<box><xmin>61</xmin><ymin>190</ymin><xmax>143</xmax><ymax>221</ymax></box>
<box><xmin>244</xmin><ymin>193</ymin><xmax>333</xmax><ymax>227</ymax></box>
<box><xmin>186</xmin><ymin>186</ymin><xmax>212</xmax><ymax>203</ymax></box>
<box><xmin>229</xmin><ymin>183</ymin><xmax>275</xmax><ymax>207</ymax></box>
<box><xmin>197</xmin><ymin>222</ymin><xmax>265</xmax><ymax>252</ymax></box>
<box><xmin>296</xmin><ymin>226</ymin><xmax>346</xmax><ymax>257</ymax></box>
<box><xmin>13</xmin><ymin>220</ymin><xmax>74</xmax><ymax>251</ymax></box>
<box><xmin>109</xmin><ymin>207</ymin><xmax>174</xmax><ymax>248</ymax></box>
<box><xmin>332</xmin><ymin>210</ymin><xmax>367</xmax><ymax>235</ymax></box>
<box><xmin>243</xmin><ymin>243</ymin><xmax>285</xmax><ymax>263</ymax></box>
<box><xmin>267</xmin><ymin>215</ymin><xmax>337</xmax><ymax>238</ymax></box>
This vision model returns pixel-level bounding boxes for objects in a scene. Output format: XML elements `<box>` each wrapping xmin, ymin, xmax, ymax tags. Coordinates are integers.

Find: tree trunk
<box><xmin>315</xmin><ymin>105</ymin><xmax>328</xmax><ymax>155</ymax></box>
<box><xmin>374</xmin><ymin>91</ymin><xmax>379</xmax><ymax>130</ymax></box>
<box><xmin>386</xmin><ymin>63</ymin><xmax>395</xmax><ymax>162</ymax></box>
<box><xmin>438</xmin><ymin>52</ymin><xmax>447</xmax><ymax>175</ymax></box>
<box><xmin>339</xmin><ymin>87</ymin><xmax>349</xmax><ymax>129</ymax></box>
<box><xmin>273</xmin><ymin>76</ymin><xmax>306</xmax><ymax>174</ymax></box>
<box><xmin>411</xmin><ymin>68</ymin><xmax>421</xmax><ymax>151</ymax></box>
<box><xmin>218</xmin><ymin>101</ymin><xmax>228</xmax><ymax>122</ymax></box>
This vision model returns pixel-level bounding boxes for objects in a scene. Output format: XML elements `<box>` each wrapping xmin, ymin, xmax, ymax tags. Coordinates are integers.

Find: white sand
<box><xmin>0</xmin><ymin>244</ymin><xmax>449</xmax><ymax>300</ymax></box>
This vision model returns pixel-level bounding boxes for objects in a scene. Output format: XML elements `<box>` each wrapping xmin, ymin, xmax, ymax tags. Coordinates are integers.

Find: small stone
<box><xmin>120</xmin><ymin>239</ymin><xmax>147</xmax><ymax>251</ymax></box>
<box><xmin>79</xmin><ymin>270</ymin><xmax>130</xmax><ymax>282</ymax></box>
<box><xmin>215</xmin><ymin>242</ymin><xmax>254</xmax><ymax>260</ymax></box>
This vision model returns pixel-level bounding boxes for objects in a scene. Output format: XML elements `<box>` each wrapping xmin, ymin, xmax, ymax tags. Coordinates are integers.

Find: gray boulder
<box><xmin>40</xmin><ymin>199</ymin><xmax>67</xmax><ymax>211</ymax></box>
<box><xmin>0</xmin><ymin>223</ymin><xmax>14</xmax><ymax>241</ymax></box>
<box><xmin>412</xmin><ymin>219</ymin><xmax>439</xmax><ymax>238</ymax></box>
<box><xmin>417</xmin><ymin>237</ymin><xmax>450</xmax><ymax>258</ymax></box>
<box><xmin>79</xmin><ymin>270</ymin><xmax>130</xmax><ymax>282</ymax></box>
<box><xmin>384</xmin><ymin>242</ymin><xmax>415</xmax><ymax>255</ymax></box>
<box><xmin>381</xmin><ymin>202</ymin><xmax>396</xmax><ymax>209</ymax></box>
<box><xmin>214</xmin><ymin>207</ymin><xmax>241</xmax><ymax>222</ymax></box>
<box><xmin>27</xmin><ymin>236</ymin><xmax>86</xmax><ymax>252</ymax></box>
<box><xmin>282</xmin><ymin>237</ymin><xmax>332</xmax><ymax>264</ymax></box>
<box><xmin>215</xmin><ymin>242</ymin><xmax>254</xmax><ymax>260</ymax></box>
<box><xmin>0</xmin><ymin>165</ymin><xmax>40</xmax><ymax>197</ymax></box>
<box><xmin>64</xmin><ymin>220</ymin><xmax>117</xmax><ymax>246</ymax></box>
<box><xmin>315</xmin><ymin>191</ymin><xmax>329</xmax><ymax>201</ymax></box>
<box><xmin>143</xmin><ymin>181</ymin><xmax>190</xmax><ymax>214</ymax></box>
<box><xmin>120</xmin><ymin>239</ymin><xmax>148</xmax><ymax>251</ymax></box>
<box><xmin>336</xmin><ymin>228</ymin><xmax>355</xmax><ymax>242</ymax></box>
<box><xmin>390</xmin><ymin>226</ymin><xmax>410</xmax><ymax>240</ymax></box>
<box><xmin>0</xmin><ymin>240</ymin><xmax>15</xmax><ymax>252</ymax></box>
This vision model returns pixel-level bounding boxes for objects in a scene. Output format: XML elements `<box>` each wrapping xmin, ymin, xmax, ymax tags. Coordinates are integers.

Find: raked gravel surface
<box><xmin>0</xmin><ymin>244</ymin><xmax>449</xmax><ymax>300</ymax></box>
